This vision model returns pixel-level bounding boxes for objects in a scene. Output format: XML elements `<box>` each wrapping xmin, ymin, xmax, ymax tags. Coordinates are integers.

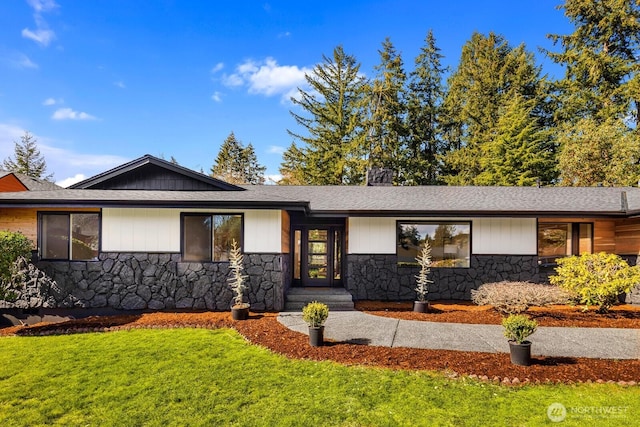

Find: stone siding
<box><xmin>346</xmin><ymin>254</ymin><xmax>540</xmax><ymax>301</ymax></box>
<box><xmin>3</xmin><ymin>252</ymin><xmax>287</xmax><ymax>311</ymax></box>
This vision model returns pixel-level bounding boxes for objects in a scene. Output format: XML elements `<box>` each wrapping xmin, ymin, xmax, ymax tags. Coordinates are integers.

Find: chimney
<box><xmin>366</xmin><ymin>167</ymin><xmax>394</xmax><ymax>186</ymax></box>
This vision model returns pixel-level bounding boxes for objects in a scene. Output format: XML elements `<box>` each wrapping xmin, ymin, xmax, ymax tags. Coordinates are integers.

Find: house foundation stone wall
<box><xmin>346</xmin><ymin>254</ymin><xmax>540</xmax><ymax>301</ymax></box>
<box><xmin>3</xmin><ymin>252</ymin><xmax>287</xmax><ymax>311</ymax></box>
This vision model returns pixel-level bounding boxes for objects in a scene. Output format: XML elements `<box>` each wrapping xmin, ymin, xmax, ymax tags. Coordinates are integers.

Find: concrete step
<box><xmin>284</xmin><ymin>287</ymin><xmax>354</xmax><ymax>312</ymax></box>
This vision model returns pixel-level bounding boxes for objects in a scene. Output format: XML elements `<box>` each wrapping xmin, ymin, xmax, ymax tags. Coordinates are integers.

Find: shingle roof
<box><xmin>0</xmin><ymin>184</ymin><xmax>637</xmax><ymax>217</ymax></box>
<box><xmin>0</xmin><ymin>171</ymin><xmax>61</xmax><ymax>191</ymax></box>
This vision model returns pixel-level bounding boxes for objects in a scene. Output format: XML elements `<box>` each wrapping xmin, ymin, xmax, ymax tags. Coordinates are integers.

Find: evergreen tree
<box><xmin>557</xmin><ymin>118</ymin><xmax>640</xmax><ymax>186</ymax></box>
<box><xmin>441</xmin><ymin>32</ymin><xmax>552</xmax><ymax>185</ymax></box>
<box><xmin>365</xmin><ymin>38</ymin><xmax>408</xmax><ymax>182</ymax></box>
<box><xmin>211</xmin><ymin>132</ymin><xmax>266</xmax><ymax>185</ymax></box>
<box><xmin>403</xmin><ymin>30</ymin><xmax>446</xmax><ymax>185</ymax></box>
<box><xmin>2</xmin><ymin>131</ymin><xmax>53</xmax><ymax>180</ymax></box>
<box><xmin>546</xmin><ymin>0</ymin><xmax>640</xmax><ymax>125</ymax></box>
<box><xmin>282</xmin><ymin>46</ymin><xmax>368</xmax><ymax>185</ymax></box>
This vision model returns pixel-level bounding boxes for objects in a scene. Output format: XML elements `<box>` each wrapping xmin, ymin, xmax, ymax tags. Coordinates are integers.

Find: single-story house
<box><xmin>0</xmin><ymin>154</ymin><xmax>639</xmax><ymax>312</ymax></box>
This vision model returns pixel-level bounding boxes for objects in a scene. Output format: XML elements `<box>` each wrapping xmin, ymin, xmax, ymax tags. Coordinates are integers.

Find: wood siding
<box><xmin>615</xmin><ymin>218</ymin><xmax>640</xmax><ymax>255</ymax></box>
<box><xmin>0</xmin><ymin>174</ymin><xmax>28</xmax><ymax>192</ymax></box>
<box><xmin>281</xmin><ymin>210</ymin><xmax>290</xmax><ymax>253</ymax></box>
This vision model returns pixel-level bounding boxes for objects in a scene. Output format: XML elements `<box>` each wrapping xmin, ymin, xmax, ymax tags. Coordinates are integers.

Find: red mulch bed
<box><xmin>1</xmin><ymin>302</ymin><xmax>639</xmax><ymax>386</ymax></box>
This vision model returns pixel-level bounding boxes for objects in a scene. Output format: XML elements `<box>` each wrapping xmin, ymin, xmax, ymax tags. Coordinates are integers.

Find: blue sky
<box><xmin>0</xmin><ymin>0</ymin><xmax>573</xmax><ymax>186</ymax></box>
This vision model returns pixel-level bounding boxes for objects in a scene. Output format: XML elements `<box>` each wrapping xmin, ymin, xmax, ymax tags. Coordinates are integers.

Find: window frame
<box><xmin>38</xmin><ymin>211</ymin><xmax>102</xmax><ymax>261</ymax></box>
<box><xmin>396</xmin><ymin>220</ymin><xmax>472</xmax><ymax>268</ymax></box>
<box><xmin>537</xmin><ymin>221</ymin><xmax>593</xmax><ymax>266</ymax></box>
<box><xmin>180</xmin><ymin>213</ymin><xmax>244</xmax><ymax>263</ymax></box>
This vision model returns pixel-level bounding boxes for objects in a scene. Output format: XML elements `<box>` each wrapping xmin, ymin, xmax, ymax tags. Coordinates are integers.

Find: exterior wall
<box><xmin>102</xmin><ymin>208</ymin><xmax>283</xmax><ymax>253</ymax></box>
<box><xmin>3</xmin><ymin>252</ymin><xmax>287</xmax><ymax>311</ymax></box>
<box><xmin>348</xmin><ymin>217</ymin><xmax>537</xmax><ymax>255</ymax></box>
<box><xmin>538</xmin><ymin>217</ymin><xmax>616</xmax><ymax>253</ymax></box>
<box><xmin>0</xmin><ymin>207</ymin><xmax>99</xmax><ymax>248</ymax></box>
<box><xmin>346</xmin><ymin>254</ymin><xmax>540</xmax><ymax>301</ymax></box>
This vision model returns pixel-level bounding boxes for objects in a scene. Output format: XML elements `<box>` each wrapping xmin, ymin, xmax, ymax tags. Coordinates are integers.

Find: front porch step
<box><xmin>284</xmin><ymin>288</ymin><xmax>355</xmax><ymax>312</ymax></box>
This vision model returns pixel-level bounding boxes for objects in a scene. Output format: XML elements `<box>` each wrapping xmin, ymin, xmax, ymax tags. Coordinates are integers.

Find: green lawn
<box><xmin>0</xmin><ymin>328</ymin><xmax>637</xmax><ymax>426</ymax></box>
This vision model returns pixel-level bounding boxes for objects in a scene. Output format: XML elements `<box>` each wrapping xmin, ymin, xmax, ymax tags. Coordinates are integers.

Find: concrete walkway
<box><xmin>278</xmin><ymin>311</ymin><xmax>640</xmax><ymax>360</ymax></box>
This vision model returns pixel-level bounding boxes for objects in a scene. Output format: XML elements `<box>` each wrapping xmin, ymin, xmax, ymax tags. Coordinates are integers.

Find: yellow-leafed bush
<box><xmin>549</xmin><ymin>252</ymin><xmax>640</xmax><ymax>313</ymax></box>
<box><xmin>302</xmin><ymin>301</ymin><xmax>329</xmax><ymax>328</ymax></box>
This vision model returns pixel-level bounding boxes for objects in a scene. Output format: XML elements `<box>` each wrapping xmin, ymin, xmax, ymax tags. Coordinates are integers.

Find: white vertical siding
<box><xmin>348</xmin><ymin>217</ymin><xmax>397</xmax><ymax>254</ymax></box>
<box><xmin>472</xmin><ymin>218</ymin><xmax>536</xmax><ymax>255</ymax></box>
<box><xmin>347</xmin><ymin>216</ymin><xmax>537</xmax><ymax>255</ymax></box>
<box><xmin>102</xmin><ymin>208</ymin><xmax>180</xmax><ymax>252</ymax></box>
<box><xmin>102</xmin><ymin>208</ymin><xmax>282</xmax><ymax>253</ymax></box>
<box><xmin>244</xmin><ymin>210</ymin><xmax>281</xmax><ymax>253</ymax></box>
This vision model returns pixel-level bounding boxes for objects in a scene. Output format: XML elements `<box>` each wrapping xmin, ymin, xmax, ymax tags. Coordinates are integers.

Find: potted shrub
<box><xmin>413</xmin><ymin>240</ymin><xmax>433</xmax><ymax>313</ymax></box>
<box><xmin>502</xmin><ymin>314</ymin><xmax>537</xmax><ymax>366</ymax></box>
<box><xmin>228</xmin><ymin>239</ymin><xmax>250</xmax><ymax>320</ymax></box>
<box><xmin>302</xmin><ymin>301</ymin><xmax>329</xmax><ymax>347</ymax></box>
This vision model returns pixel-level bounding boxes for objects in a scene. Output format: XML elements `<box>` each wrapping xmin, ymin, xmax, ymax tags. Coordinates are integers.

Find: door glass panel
<box><xmin>334</xmin><ymin>229</ymin><xmax>342</xmax><ymax>280</ymax></box>
<box><xmin>309</xmin><ymin>229</ymin><xmax>327</xmax><ymax>240</ymax></box>
<box><xmin>309</xmin><ymin>242</ymin><xmax>327</xmax><ymax>253</ymax></box>
<box><xmin>294</xmin><ymin>230</ymin><xmax>301</xmax><ymax>280</ymax></box>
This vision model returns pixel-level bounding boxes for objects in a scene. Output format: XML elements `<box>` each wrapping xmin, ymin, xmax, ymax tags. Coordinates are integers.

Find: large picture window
<box><xmin>182</xmin><ymin>214</ymin><xmax>242</xmax><ymax>262</ymax></box>
<box><xmin>538</xmin><ymin>222</ymin><xmax>592</xmax><ymax>265</ymax></box>
<box><xmin>397</xmin><ymin>222</ymin><xmax>470</xmax><ymax>267</ymax></box>
<box><xmin>40</xmin><ymin>213</ymin><xmax>100</xmax><ymax>260</ymax></box>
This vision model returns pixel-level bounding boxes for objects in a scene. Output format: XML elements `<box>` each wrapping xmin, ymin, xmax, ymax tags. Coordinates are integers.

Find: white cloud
<box><xmin>278</xmin><ymin>31</ymin><xmax>291</xmax><ymax>38</ymax></box>
<box><xmin>114</xmin><ymin>81</ymin><xmax>126</xmax><ymax>89</ymax></box>
<box><xmin>26</xmin><ymin>0</ymin><xmax>58</xmax><ymax>13</ymax></box>
<box><xmin>22</xmin><ymin>0</ymin><xmax>58</xmax><ymax>47</ymax></box>
<box><xmin>264</xmin><ymin>174</ymin><xmax>282</xmax><ymax>184</ymax></box>
<box><xmin>5</xmin><ymin>53</ymin><xmax>38</xmax><ymax>69</ymax></box>
<box><xmin>21</xmin><ymin>27</ymin><xmax>55</xmax><ymax>46</ymax></box>
<box><xmin>211</xmin><ymin>62</ymin><xmax>224</xmax><ymax>73</ymax></box>
<box><xmin>42</xmin><ymin>97</ymin><xmax>56</xmax><ymax>106</ymax></box>
<box><xmin>222</xmin><ymin>57</ymin><xmax>310</xmax><ymax>101</ymax></box>
<box><xmin>211</xmin><ymin>91</ymin><xmax>222</xmax><ymax>102</ymax></box>
<box><xmin>56</xmin><ymin>173</ymin><xmax>85</xmax><ymax>188</ymax></box>
<box><xmin>52</xmin><ymin>108</ymin><xmax>97</xmax><ymax>121</ymax></box>
<box><xmin>267</xmin><ymin>145</ymin><xmax>285</xmax><ymax>154</ymax></box>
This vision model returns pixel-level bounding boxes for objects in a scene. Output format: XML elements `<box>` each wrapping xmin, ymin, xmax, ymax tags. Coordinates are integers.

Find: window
<box><xmin>397</xmin><ymin>222</ymin><xmax>471</xmax><ymax>267</ymax></box>
<box><xmin>182</xmin><ymin>214</ymin><xmax>242</xmax><ymax>262</ymax></box>
<box><xmin>538</xmin><ymin>222</ymin><xmax>593</xmax><ymax>265</ymax></box>
<box><xmin>40</xmin><ymin>213</ymin><xmax>100</xmax><ymax>260</ymax></box>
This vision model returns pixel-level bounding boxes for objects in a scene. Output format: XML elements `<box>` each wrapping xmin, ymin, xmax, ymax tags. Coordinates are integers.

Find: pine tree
<box><xmin>441</xmin><ymin>32</ymin><xmax>552</xmax><ymax>185</ymax></box>
<box><xmin>211</xmin><ymin>132</ymin><xmax>266</xmax><ymax>185</ymax></box>
<box><xmin>282</xmin><ymin>46</ymin><xmax>368</xmax><ymax>185</ymax></box>
<box><xmin>2</xmin><ymin>131</ymin><xmax>53</xmax><ymax>180</ymax></box>
<box><xmin>546</xmin><ymin>0</ymin><xmax>640</xmax><ymax>125</ymax></box>
<box><xmin>403</xmin><ymin>30</ymin><xmax>446</xmax><ymax>185</ymax></box>
<box><xmin>365</xmin><ymin>38</ymin><xmax>408</xmax><ymax>182</ymax></box>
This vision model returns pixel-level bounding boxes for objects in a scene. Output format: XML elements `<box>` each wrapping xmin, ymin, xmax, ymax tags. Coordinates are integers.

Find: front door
<box><xmin>293</xmin><ymin>226</ymin><xmax>343</xmax><ymax>287</ymax></box>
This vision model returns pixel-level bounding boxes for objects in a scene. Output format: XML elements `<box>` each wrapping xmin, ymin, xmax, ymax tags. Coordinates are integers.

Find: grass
<box><xmin>0</xmin><ymin>328</ymin><xmax>637</xmax><ymax>426</ymax></box>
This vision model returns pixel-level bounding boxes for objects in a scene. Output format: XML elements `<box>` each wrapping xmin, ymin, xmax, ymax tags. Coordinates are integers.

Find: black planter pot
<box><xmin>308</xmin><ymin>326</ymin><xmax>324</xmax><ymax>347</ymax></box>
<box><xmin>508</xmin><ymin>341</ymin><xmax>532</xmax><ymax>366</ymax></box>
<box><xmin>231</xmin><ymin>305</ymin><xmax>250</xmax><ymax>321</ymax></box>
<box><xmin>413</xmin><ymin>301</ymin><xmax>431</xmax><ymax>313</ymax></box>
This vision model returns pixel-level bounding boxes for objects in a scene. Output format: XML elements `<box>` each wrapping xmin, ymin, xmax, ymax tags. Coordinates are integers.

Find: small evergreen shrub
<box><xmin>0</xmin><ymin>230</ymin><xmax>33</xmax><ymax>300</ymax></box>
<box><xmin>228</xmin><ymin>239</ymin><xmax>248</xmax><ymax>308</ymax></box>
<box><xmin>549</xmin><ymin>252</ymin><xmax>640</xmax><ymax>313</ymax></box>
<box><xmin>502</xmin><ymin>314</ymin><xmax>537</xmax><ymax>344</ymax></box>
<box><xmin>302</xmin><ymin>301</ymin><xmax>329</xmax><ymax>328</ymax></box>
<box><xmin>471</xmin><ymin>281</ymin><xmax>571</xmax><ymax>314</ymax></box>
<box><xmin>414</xmin><ymin>241</ymin><xmax>433</xmax><ymax>302</ymax></box>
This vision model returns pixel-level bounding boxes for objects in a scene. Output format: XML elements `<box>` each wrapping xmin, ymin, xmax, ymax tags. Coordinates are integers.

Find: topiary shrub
<box><xmin>302</xmin><ymin>301</ymin><xmax>329</xmax><ymax>328</ymax></box>
<box><xmin>502</xmin><ymin>314</ymin><xmax>537</xmax><ymax>344</ymax></box>
<box><xmin>471</xmin><ymin>281</ymin><xmax>571</xmax><ymax>314</ymax></box>
<box><xmin>549</xmin><ymin>252</ymin><xmax>640</xmax><ymax>313</ymax></box>
<box><xmin>0</xmin><ymin>230</ymin><xmax>33</xmax><ymax>301</ymax></box>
